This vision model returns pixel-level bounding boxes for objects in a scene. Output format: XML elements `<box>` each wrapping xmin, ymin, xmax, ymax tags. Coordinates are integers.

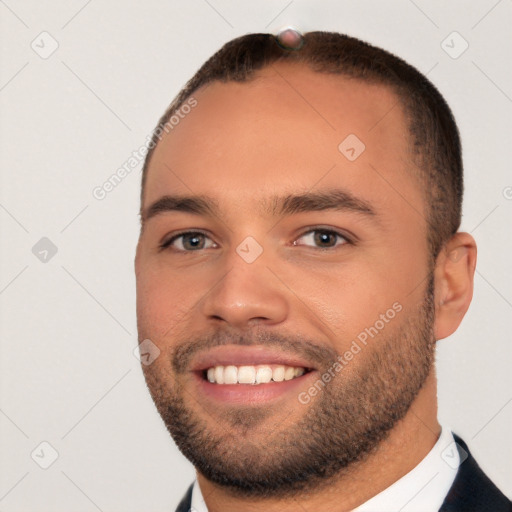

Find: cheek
<box><xmin>281</xmin><ymin>264</ymin><xmax>378</xmax><ymax>342</ymax></box>
<box><xmin>136</xmin><ymin>265</ymin><xmax>191</xmax><ymax>340</ymax></box>
<box><xmin>295</xmin><ymin>260</ymin><xmax>412</xmax><ymax>344</ymax></box>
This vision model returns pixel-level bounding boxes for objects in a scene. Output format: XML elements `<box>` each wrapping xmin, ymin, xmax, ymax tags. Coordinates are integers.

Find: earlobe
<box><xmin>433</xmin><ymin>232</ymin><xmax>477</xmax><ymax>340</ymax></box>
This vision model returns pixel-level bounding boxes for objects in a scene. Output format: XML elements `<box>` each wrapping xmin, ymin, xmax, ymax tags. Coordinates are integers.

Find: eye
<box><xmin>160</xmin><ymin>228</ymin><xmax>351</xmax><ymax>252</ymax></box>
<box><xmin>293</xmin><ymin>228</ymin><xmax>349</xmax><ymax>249</ymax></box>
<box><xmin>160</xmin><ymin>231</ymin><xmax>217</xmax><ymax>252</ymax></box>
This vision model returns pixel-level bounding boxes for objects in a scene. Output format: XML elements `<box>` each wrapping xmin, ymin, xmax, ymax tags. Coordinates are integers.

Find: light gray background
<box><xmin>1</xmin><ymin>1</ymin><xmax>511</xmax><ymax>510</ymax></box>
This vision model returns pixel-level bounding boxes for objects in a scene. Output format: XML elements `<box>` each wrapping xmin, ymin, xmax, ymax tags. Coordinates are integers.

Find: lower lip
<box><xmin>192</xmin><ymin>371</ymin><xmax>317</xmax><ymax>405</ymax></box>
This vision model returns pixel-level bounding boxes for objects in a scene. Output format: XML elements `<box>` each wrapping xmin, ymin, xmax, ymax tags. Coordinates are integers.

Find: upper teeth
<box><xmin>206</xmin><ymin>365</ymin><xmax>306</xmax><ymax>385</ymax></box>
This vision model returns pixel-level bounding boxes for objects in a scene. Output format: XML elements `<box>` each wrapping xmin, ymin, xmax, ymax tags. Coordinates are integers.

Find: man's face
<box><xmin>135</xmin><ymin>63</ymin><xmax>436</xmax><ymax>496</ymax></box>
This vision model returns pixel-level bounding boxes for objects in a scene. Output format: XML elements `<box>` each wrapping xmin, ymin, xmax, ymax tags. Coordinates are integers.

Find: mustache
<box><xmin>171</xmin><ymin>329</ymin><xmax>339</xmax><ymax>374</ymax></box>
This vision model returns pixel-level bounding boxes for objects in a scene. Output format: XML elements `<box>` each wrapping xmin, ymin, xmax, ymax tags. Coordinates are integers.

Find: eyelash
<box><xmin>159</xmin><ymin>227</ymin><xmax>353</xmax><ymax>252</ymax></box>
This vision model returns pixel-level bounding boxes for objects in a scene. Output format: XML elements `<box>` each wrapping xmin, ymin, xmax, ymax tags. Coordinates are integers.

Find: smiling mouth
<box><xmin>202</xmin><ymin>364</ymin><xmax>313</xmax><ymax>385</ymax></box>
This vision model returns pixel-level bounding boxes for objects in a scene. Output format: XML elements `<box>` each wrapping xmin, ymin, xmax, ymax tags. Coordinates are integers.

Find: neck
<box><xmin>197</xmin><ymin>370</ymin><xmax>440</xmax><ymax>512</ymax></box>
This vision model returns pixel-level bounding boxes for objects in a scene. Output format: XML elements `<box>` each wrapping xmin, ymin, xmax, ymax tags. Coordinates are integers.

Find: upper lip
<box><xmin>191</xmin><ymin>345</ymin><xmax>316</xmax><ymax>372</ymax></box>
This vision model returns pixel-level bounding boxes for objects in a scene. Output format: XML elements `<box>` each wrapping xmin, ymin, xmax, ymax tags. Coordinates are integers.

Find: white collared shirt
<box><xmin>190</xmin><ymin>425</ymin><xmax>459</xmax><ymax>512</ymax></box>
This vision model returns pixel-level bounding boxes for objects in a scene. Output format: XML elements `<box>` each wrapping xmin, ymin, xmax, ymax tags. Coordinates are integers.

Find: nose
<box><xmin>200</xmin><ymin>251</ymin><xmax>289</xmax><ymax>329</ymax></box>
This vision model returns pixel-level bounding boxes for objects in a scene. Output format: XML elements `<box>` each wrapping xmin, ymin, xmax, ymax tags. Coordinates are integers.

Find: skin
<box><xmin>135</xmin><ymin>62</ymin><xmax>477</xmax><ymax>511</ymax></box>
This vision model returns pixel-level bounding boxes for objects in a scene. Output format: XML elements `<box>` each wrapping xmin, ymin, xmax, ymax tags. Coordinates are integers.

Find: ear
<box><xmin>433</xmin><ymin>232</ymin><xmax>477</xmax><ymax>341</ymax></box>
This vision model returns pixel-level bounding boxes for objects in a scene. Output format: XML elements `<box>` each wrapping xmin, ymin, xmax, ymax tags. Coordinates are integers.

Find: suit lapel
<box><xmin>439</xmin><ymin>433</ymin><xmax>511</xmax><ymax>511</ymax></box>
<box><xmin>175</xmin><ymin>482</ymin><xmax>194</xmax><ymax>512</ymax></box>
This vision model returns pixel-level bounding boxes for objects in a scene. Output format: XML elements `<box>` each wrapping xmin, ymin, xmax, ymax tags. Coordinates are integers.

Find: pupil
<box><xmin>185</xmin><ymin>234</ymin><xmax>203</xmax><ymax>250</ymax></box>
<box><xmin>315</xmin><ymin>231</ymin><xmax>335</xmax><ymax>247</ymax></box>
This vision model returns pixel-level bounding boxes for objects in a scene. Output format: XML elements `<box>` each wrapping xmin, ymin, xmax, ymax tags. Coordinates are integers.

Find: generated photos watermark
<box><xmin>298</xmin><ymin>301</ymin><xmax>403</xmax><ymax>404</ymax></box>
<box><xmin>92</xmin><ymin>96</ymin><xmax>198</xmax><ymax>201</ymax></box>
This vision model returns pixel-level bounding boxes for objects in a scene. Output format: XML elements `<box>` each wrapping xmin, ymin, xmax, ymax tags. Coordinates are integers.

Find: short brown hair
<box><xmin>141</xmin><ymin>31</ymin><xmax>463</xmax><ymax>259</ymax></box>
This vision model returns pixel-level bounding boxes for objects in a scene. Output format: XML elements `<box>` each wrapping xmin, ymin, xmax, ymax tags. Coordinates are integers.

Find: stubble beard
<box><xmin>140</xmin><ymin>281</ymin><xmax>436</xmax><ymax>499</ymax></box>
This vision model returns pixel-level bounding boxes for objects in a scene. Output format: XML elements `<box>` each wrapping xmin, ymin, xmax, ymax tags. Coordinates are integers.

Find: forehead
<box><xmin>144</xmin><ymin>62</ymin><xmax>422</xmax><ymax>221</ymax></box>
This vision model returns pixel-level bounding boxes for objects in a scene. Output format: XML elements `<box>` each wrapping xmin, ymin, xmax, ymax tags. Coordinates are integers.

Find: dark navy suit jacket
<box><xmin>174</xmin><ymin>433</ymin><xmax>511</xmax><ymax>511</ymax></box>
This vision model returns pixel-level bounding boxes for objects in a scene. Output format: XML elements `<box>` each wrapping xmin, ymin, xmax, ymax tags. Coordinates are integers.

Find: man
<box><xmin>134</xmin><ymin>29</ymin><xmax>511</xmax><ymax>511</ymax></box>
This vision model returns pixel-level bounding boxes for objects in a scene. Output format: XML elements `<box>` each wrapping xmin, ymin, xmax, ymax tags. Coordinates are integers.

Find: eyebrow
<box><xmin>142</xmin><ymin>189</ymin><xmax>376</xmax><ymax>223</ymax></box>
